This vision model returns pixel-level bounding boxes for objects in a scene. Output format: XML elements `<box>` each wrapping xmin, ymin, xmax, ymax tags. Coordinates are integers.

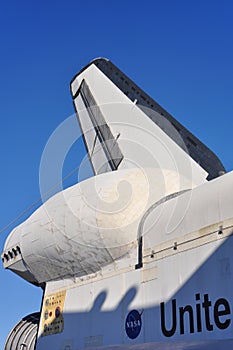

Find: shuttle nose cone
<box><xmin>2</xmin><ymin>225</ymin><xmax>22</xmax><ymax>267</ymax></box>
<box><xmin>1</xmin><ymin>225</ymin><xmax>40</xmax><ymax>286</ymax></box>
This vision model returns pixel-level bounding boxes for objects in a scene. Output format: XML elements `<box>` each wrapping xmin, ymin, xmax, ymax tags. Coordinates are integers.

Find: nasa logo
<box><xmin>125</xmin><ymin>310</ymin><xmax>142</xmax><ymax>339</ymax></box>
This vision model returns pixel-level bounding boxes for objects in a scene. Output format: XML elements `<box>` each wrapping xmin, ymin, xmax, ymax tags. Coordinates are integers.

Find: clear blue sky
<box><xmin>0</xmin><ymin>0</ymin><xmax>232</xmax><ymax>347</ymax></box>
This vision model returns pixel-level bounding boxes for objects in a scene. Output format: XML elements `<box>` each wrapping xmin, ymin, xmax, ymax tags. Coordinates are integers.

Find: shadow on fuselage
<box><xmin>36</xmin><ymin>234</ymin><xmax>233</xmax><ymax>350</ymax></box>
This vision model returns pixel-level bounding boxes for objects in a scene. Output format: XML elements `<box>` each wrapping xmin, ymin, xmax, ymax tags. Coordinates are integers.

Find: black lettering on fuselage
<box><xmin>160</xmin><ymin>293</ymin><xmax>231</xmax><ymax>337</ymax></box>
<box><xmin>202</xmin><ymin>294</ymin><xmax>213</xmax><ymax>331</ymax></box>
<box><xmin>195</xmin><ymin>293</ymin><xmax>202</xmax><ymax>333</ymax></box>
<box><xmin>160</xmin><ymin>299</ymin><xmax>177</xmax><ymax>337</ymax></box>
<box><xmin>214</xmin><ymin>298</ymin><xmax>231</xmax><ymax>329</ymax></box>
<box><xmin>179</xmin><ymin>304</ymin><xmax>194</xmax><ymax>334</ymax></box>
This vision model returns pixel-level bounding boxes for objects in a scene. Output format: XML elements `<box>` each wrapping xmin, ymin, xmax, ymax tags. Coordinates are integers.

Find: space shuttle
<box><xmin>2</xmin><ymin>58</ymin><xmax>233</xmax><ymax>350</ymax></box>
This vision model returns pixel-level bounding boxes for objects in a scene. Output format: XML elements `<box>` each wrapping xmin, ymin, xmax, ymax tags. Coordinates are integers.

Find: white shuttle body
<box><xmin>2</xmin><ymin>58</ymin><xmax>233</xmax><ymax>349</ymax></box>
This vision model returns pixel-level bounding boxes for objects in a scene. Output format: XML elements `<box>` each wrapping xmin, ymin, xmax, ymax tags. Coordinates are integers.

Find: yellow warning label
<box><xmin>40</xmin><ymin>290</ymin><xmax>66</xmax><ymax>337</ymax></box>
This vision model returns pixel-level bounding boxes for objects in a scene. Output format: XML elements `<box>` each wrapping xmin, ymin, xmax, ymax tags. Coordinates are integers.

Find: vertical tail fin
<box><xmin>70</xmin><ymin>58</ymin><xmax>225</xmax><ymax>184</ymax></box>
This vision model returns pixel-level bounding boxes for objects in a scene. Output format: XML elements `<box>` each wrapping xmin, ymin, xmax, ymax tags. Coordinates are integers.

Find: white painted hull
<box><xmin>36</xmin><ymin>223</ymin><xmax>233</xmax><ymax>349</ymax></box>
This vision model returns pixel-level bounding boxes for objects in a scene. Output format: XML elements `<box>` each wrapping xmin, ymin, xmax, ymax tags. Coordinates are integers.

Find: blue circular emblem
<box><xmin>125</xmin><ymin>310</ymin><xmax>142</xmax><ymax>339</ymax></box>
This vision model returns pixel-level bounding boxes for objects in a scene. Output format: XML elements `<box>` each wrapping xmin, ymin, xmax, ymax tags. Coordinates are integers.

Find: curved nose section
<box><xmin>1</xmin><ymin>226</ymin><xmax>40</xmax><ymax>286</ymax></box>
